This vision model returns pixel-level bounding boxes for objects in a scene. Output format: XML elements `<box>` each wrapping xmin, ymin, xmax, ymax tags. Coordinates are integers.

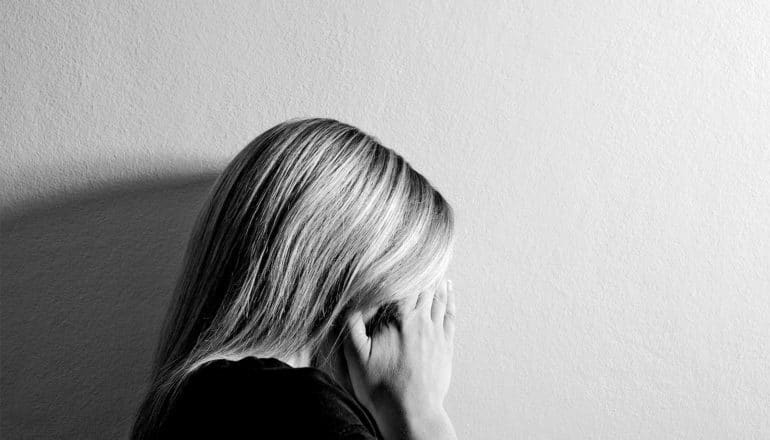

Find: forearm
<box><xmin>374</xmin><ymin>404</ymin><xmax>457</xmax><ymax>440</ymax></box>
<box><xmin>403</xmin><ymin>407</ymin><xmax>457</xmax><ymax>440</ymax></box>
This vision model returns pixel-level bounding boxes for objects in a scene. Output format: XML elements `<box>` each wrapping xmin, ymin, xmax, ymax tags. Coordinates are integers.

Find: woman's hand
<box><xmin>343</xmin><ymin>279</ymin><xmax>457</xmax><ymax>440</ymax></box>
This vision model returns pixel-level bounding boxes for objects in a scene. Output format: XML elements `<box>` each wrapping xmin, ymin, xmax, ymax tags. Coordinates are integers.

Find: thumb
<box><xmin>343</xmin><ymin>310</ymin><xmax>371</xmax><ymax>364</ymax></box>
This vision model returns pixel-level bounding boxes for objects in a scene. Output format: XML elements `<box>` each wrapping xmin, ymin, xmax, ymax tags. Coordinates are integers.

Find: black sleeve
<box><xmin>284</xmin><ymin>369</ymin><xmax>382</xmax><ymax>440</ymax></box>
<box><xmin>159</xmin><ymin>359</ymin><xmax>383</xmax><ymax>439</ymax></box>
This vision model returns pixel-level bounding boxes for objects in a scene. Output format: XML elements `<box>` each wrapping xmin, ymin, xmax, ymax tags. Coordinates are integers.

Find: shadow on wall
<box><xmin>1</xmin><ymin>172</ymin><xmax>220</xmax><ymax>439</ymax></box>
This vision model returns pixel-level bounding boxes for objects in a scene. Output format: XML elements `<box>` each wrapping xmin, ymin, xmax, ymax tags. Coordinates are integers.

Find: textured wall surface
<box><xmin>2</xmin><ymin>1</ymin><xmax>770</xmax><ymax>438</ymax></box>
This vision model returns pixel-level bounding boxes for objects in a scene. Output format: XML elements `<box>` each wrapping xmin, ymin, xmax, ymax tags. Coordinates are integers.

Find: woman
<box><xmin>131</xmin><ymin>118</ymin><xmax>458</xmax><ymax>439</ymax></box>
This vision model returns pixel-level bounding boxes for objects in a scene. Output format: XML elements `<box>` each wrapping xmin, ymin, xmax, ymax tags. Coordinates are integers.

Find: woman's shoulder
<box><xmin>183</xmin><ymin>356</ymin><xmax>347</xmax><ymax>403</ymax></box>
<box><xmin>164</xmin><ymin>356</ymin><xmax>382</xmax><ymax>439</ymax></box>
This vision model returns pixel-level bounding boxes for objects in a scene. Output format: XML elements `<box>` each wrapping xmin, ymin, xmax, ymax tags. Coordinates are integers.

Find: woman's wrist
<box><xmin>404</xmin><ymin>406</ymin><xmax>456</xmax><ymax>440</ymax></box>
<box><xmin>374</xmin><ymin>402</ymin><xmax>457</xmax><ymax>440</ymax></box>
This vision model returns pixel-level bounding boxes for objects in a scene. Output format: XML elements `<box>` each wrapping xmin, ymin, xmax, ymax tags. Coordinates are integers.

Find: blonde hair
<box><xmin>131</xmin><ymin>117</ymin><xmax>455</xmax><ymax>438</ymax></box>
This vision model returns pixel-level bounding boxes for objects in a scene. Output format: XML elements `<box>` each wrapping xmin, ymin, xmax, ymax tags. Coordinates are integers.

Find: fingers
<box><xmin>444</xmin><ymin>279</ymin><xmax>455</xmax><ymax>338</ymax></box>
<box><xmin>431</xmin><ymin>279</ymin><xmax>448</xmax><ymax>322</ymax></box>
<box><xmin>413</xmin><ymin>288</ymin><xmax>433</xmax><ymax>316</ymax></box>
<box><xmin>343</xmin><ymin>310</ymin><xmax>371</xmax><ymax>363</ymax></box>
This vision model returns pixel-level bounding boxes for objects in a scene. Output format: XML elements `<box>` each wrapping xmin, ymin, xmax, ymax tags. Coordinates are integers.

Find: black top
<box><xmin>156</xmin><ymin>357</ymin><xmax>384</xmax><ymax>439</ymax></box>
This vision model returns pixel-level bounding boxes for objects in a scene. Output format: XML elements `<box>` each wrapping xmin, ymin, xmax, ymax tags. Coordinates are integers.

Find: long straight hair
<box><xmin>131</xmin><ymin>117</ymin><xmax>456</xmax><ymax>438</ymax></box>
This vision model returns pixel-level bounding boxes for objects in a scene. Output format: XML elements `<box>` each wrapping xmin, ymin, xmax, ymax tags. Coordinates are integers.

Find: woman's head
<box><xmin>133</xmin><ymin>117</ymin><xmax>455</xmax><ymax>436</ymax></box>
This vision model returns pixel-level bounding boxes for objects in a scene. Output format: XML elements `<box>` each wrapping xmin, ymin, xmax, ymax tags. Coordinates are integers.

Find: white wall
<box><xmin>3</xmin><ymin>1</ymin><xmax>770</xmax><ymax>438</ymax></box>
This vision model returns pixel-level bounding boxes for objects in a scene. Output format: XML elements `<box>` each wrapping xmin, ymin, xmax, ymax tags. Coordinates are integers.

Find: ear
<box><xmin>336</xmin><ymin>302</ymin><xmax>379</xmax><ymax>341</ymax></box>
